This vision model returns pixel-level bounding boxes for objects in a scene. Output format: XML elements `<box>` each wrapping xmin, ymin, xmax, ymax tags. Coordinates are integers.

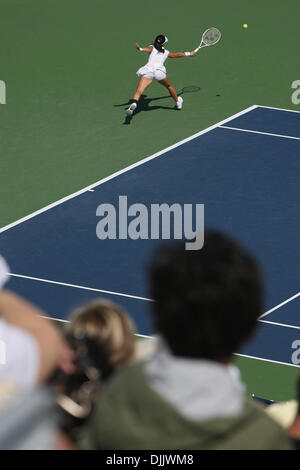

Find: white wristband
<box><xmin>139</xmin><ymin>47</ymin><xmax>143</xmax><ymax>51</ymax></box>
<box><xmin>185</xmin><ymin>51</ymin><xmax>191</xmax><ymax>56</ymax></box>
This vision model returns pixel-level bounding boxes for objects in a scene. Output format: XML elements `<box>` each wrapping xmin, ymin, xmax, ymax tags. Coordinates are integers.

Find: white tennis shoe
<box><xmin>176</xmin><ymin>96</ymin><xmax>183</xmax><ymax>110</ymax></box>
<box><xmin>126</xmin><ymin>102</ymin><xmax>137</xmax><ymax>116</ymax></box>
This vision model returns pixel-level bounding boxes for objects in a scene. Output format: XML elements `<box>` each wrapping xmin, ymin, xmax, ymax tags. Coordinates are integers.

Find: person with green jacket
<box><xmin>79</xmin><ymin>231</ymin><xmax>292</xmax><ymax>450</ymax></box>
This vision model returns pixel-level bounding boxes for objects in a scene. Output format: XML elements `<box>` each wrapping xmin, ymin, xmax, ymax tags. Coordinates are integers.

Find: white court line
<box><xmin>258</xmin><ymin>104</ymin><xmax>300</xmax><ymax>114</ymax></box>
<box><xmin>42</xmin><ymin>314</ymin><xmax>153</xmax><ymax>340</ymax></box>
<box><xmin>220</xmin><ymin>125</ymin><xmax>300</xmax><ymax>141</ymax></box>
<box><xmin>41</xmin><ymin>318</ymin><xmax>300</xmax><ymax>366</ymax></box>
<box><xmin>8</xmin><ymin>273</ymin><xmax>153</xmax><ymax>302</ymax></box>
<box><xmin>259</xmin><ymin>319</ymin><xmax>300</xmax><ymax>330</ymax></box>
<box><xmin>38</xmin><ymin>320</ymin><xmax>300</xmax><ymax>367</ymax></box>
<box><xmin>133</xmin><ymin>333</ymin><xmax>153</xmax><ymax>339</ymax></box>
<box><xmin>3</xmin><ymin>103</ymin><xmax>300</xmax><ymax>362</ymax></box>
<box><xmin>11</xmin><ymin>273</ymin><xmax>300</xmax><ymax>367</ymax></box>
<box><xmin>234</xmin><ymin>352</ymin><xmax>300</xmax><ymax>369</ymax></box>
<box><xmin>8</xmin><ymin>273</ymin><xmax>300</xmax><ymax>329</ymax></box>
<box><xmin>259</xmin><ymin>292</ymin><xmax>300</xmax><ymax>319</ymax></box>
<box><xmin>0</xmin><ymin>105</ymin><xmax>258</xmax><ymax>234</ymax></box>
<box><xmin>41</xmin><ymin>318</ymin><xmax>299</xmax><ymax>367</ymax></box>
<box><xmin>42</xmin><ymin>315</ymin><xmax>69</xmax><ymax>324</ymax></box>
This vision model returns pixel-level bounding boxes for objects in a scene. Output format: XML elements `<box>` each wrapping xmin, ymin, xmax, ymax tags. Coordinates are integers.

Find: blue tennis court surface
<box><xmin>0</xmin><ymin>105</ymin><xmax>299</xmax><ymax>366</ymax></box>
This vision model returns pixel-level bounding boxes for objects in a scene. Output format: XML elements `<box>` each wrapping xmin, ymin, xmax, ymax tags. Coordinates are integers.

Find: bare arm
<box><xmin>0</xmin><ymin>290</ymin><xmax>74</xmax><ymax>384</ymax></box>
<box><xmin>136</xmin><ymin>43</ymin><xmax>153</xmax><ymax>53</ymax></box>
<box><xmin>168</xmin><ymin>51</ymin><xmax>196</xmax><ymax>58</ymax></box>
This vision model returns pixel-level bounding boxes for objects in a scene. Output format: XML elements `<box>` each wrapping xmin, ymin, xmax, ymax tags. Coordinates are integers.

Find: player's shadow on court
<box><xmin>114</xmin><ymin>93</ymin><xmax>178</xmax><ymax>125</ymax></box>
<box><xmin>115</xmin><ymin>86</ymin><xmax>200</xmax><ymax>124</ymax></box>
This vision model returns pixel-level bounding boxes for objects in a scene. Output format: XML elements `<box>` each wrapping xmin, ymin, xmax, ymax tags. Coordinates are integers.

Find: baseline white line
<box><xmin>220</xmin><ymin>125</ymin><xmax>300</xmax><ymax>141</ymax></box>
<box><xmin>8</xmin><ymin>273</ymin><xmax>153</xmax><ymax>302</ymax></box>
<box><xmin>9</xmin><ymin>272</ymin><xmax>300</xmax><ymax>329</ymax></box>
<box><xmin>42</xmin><ymin>315</ymin><xmax>69</xmax><ymax>324</ymax></box>
<box><xmin>259</xmin><ymin>292</ymin><xmax>300</xmax><ymax>319</ymax></box>
<box><xmin>42</xmin><ymin>314</ymin><xmax>153</xmax><ymax>340</ymax></box>
<box><xmin>48</xmin><ymin>314</ymin><xmax>300</xmax><ymax>332</ymax></box>
<box><xmin>234</xmin><ymin>352</ymin><xmax>300</xmax><ymax>368</ymax></box>
<box><xmin>41</xmin><ymin>316</ymin><xmax>300</xmax><ymax>367</ymax></box>
<box><xmin>259</xmin><ymin>319</ymin><xmax>300</xmax><ymax>330</ymax></box>
<box><xmin>41</xmin><ymin>314</ymin><xmax>300</xmax><ymax>366</ymax></box>
<box><xmin>134</xmin><ymin>333</ymin><xmax>153</xmax><ymax>339</ymax></box>
<box><xmin>257</xmin><ymin>104</ymin><xmax>300</xmax><ymax>114</ymax></box>
<box><xmin>0</xmin><ymin>105</ymin><xmax>258</xmax><ymax>234</ymax></box>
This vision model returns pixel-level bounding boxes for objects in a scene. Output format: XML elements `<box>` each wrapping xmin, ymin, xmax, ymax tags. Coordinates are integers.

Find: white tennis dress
<box><xmin>137</xmin><ymin>46</ymin><xmax>169</xmax><ymax>81</ymax></box>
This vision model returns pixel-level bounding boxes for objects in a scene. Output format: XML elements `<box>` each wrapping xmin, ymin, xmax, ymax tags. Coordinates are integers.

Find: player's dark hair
<box><xmin>154</xmin><ymin>35</ymin><xmax>166</xmax><ymax>53</ymax></box>
<box><xmin>149</xmin><ymin>231</ymin><xmax>263</xmax><ymax>361</ymax></box>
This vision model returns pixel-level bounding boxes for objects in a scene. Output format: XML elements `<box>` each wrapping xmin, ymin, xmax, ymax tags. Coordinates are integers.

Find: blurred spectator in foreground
<box><xmin>0</xmin><ymin>253</ymin><xmax>74</xmax><ymax>392</ymax></box>
<box><xmin>288</xmin><ymin>375</ymin><xmax>300</xmax><ymax>449</ymax></box>
<box><xmin>50</xmin><ymin>299</ymin><xmax>136</xmax><ymax>444</ymax></box>
<box><xmin>79</xmin><ymin>232</ymin><xmax>292</xmax><ymax>450</ymax></box>
<box><xmin>265</xmin><ymin>399</ymin><xmax>298</xmax><ymax>430</ymax></box>
<box><xmin>0</xmin><ymin>386</ymin><xmax>59</xmax><ymax>450</ymax></box>
<box><xmin>0</xmin><ymin>290</ymin><xmax>74</xmax><ymax>391</ymax></box>
<box><xmin>0</xmin><ymin>255</ymin><xmax>74</xmax><ymax>449</ymax></box>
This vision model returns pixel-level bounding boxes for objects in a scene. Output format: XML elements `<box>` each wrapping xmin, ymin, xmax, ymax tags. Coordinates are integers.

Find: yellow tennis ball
<box><xmin>243</xmin><ymin>24</ymin><xmax>248</xmax><ymax>28</ymax></box>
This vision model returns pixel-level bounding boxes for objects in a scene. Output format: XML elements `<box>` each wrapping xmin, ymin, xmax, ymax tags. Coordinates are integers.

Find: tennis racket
<box><xmin>194</xmin><ymin>27</ymin><xmax>221</xmax><ymax>52</ymax></box>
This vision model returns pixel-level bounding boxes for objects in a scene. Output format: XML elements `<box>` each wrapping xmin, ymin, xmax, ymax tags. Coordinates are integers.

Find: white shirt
<box><xmin>0</xmin><ymin>319</ymin><xmax>39</xmax><ymax>390</ymax></box>
<box><xmin>146</xmin><ymin>46</ymin><xmax>169</xmax><ymax>72</ymax></box>
<box><xmin>146</xmin><ymin>338</ymin><xmax>245</xmax><ymax>421</ymax></box>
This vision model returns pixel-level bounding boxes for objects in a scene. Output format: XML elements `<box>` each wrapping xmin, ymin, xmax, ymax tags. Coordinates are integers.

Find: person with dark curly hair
<box><xmin>79</xmin><ymin>232</ymin><xmax>292</xmax><ymax>450</ymax></box>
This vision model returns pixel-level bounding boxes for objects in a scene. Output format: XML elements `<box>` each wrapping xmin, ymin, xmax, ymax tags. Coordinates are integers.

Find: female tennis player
<box><xmin>126</xmin><ymin>35</ymin><xmax>196</xmax><ymax>116</ymax></box>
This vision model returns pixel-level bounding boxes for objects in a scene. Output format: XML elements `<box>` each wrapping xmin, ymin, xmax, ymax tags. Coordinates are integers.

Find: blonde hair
<box><xmin>67</xmin><ymin>299</ymin><xmax>136</xmax><ymax>370</ymax></box>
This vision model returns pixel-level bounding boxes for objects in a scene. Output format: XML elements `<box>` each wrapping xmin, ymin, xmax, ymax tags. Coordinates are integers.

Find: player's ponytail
<box><xmin>154</xmin><ymin>35</ymin><xmax>167</xmax><ymax>53</ymax></box>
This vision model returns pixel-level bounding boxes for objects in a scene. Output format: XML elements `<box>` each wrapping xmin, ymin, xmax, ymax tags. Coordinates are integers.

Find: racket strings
<box><xmin>203</xmin><ymin>27</ymin><xmax>221</xmax><ymax>46</ymax></box>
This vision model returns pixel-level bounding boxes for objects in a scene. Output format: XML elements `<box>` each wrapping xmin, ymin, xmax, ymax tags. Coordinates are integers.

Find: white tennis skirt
<box><xmin>136</xmin><ymin>65</ymin><xmax>167</xmax><ymax>81</ymax></box>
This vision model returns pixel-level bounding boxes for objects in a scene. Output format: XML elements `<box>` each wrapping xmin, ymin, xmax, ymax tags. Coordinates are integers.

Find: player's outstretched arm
<box><xmin>136</xmin><ymin>43</ymin><xmax>153</xmax><ymax>52</ymax></box>
<box><xmin>0</xmin><ymin>290</ymin><xmax>75</xmax><ymax>384</ymax></box>
<box><xmin>168</xmin><ymin>50</ymin><xmax>196</xmax><ymax>58</ymax></box>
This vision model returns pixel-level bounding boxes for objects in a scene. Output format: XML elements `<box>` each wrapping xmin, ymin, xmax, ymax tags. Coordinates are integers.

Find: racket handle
<box><xmin>194</xmin><ymin>46</ymin><xmax>200</xmax><ymax>52</ymax></box>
